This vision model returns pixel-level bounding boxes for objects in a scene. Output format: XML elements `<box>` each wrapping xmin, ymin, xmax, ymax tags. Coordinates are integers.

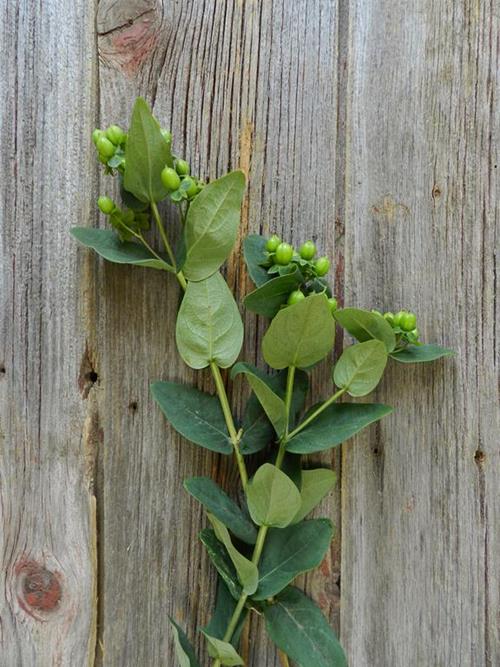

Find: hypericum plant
<box><xmin>71</xmin><ymin>98</ymin><xmax>454</xmax><ymax>667</ymax></box>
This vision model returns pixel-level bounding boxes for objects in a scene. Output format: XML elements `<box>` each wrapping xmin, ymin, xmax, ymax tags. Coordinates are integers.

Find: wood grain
<box><xmin>341</xmin><ymin>1</ymin><xmax>499</xmax><ymax>666</ymax></box>
<box><xmin>0</xmin><ymin>0</ymin><xmax>98</xmax><ymax>663</ymax></box>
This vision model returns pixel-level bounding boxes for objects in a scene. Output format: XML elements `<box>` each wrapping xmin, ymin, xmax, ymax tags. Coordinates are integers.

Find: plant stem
<box><xmin>151</xmin><ymin>201</ymin><xmax>177</xmax><ymax>267</ymax></box>
<box><xmin>210</xmin><ymin>361</ymin><xmax>248</xmax><ymax>489</ymax></box>
<box><xmin>287</xmin><ymin>386</ymin><xmax>346</xmax><ymax>441</ymax></box>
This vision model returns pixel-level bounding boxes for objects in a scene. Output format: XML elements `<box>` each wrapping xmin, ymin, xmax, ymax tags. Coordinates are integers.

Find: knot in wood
<box><xmin>18</xmin><ymin>562</ymin><xmax>62</xmax><ymax>613</ymax></box>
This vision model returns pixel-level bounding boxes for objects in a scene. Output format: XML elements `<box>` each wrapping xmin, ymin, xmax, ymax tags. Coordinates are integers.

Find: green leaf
<box><xmin>244</xmin><ymin>269</ymin><xmax>303</xmax><ymax>318</ymax></box>
<box><xmin>239</xmin><ymin>370</ymin><xmax>309</xmax><ymax>455</ymax></box>
<box><xmin>207</xmin><ymin>514</ymin><xmax>258</xmax><ymax>595</ymax></box>
<box><xmin>390</xmin><ymin>343</ymin><xmax>455</xmax><ymax>363</ymax></box>
<box><xmin>333</xmin><ymin>340</ymin><xmax>388</xmax><ymax>397</ymax></box>
<box><xmin>264</xmin><ymin>587</ymin><xmax>347</xmax><ymax>667</ymax></box>
<box><xmin>334</xmin><ymin>307</ymin><xmax>396</xmax><ymax>352</ymax></box>
<box><xmin>184</xmin><ymin>477</ymin><xmax>257</xmax><ymax>544</ymax></box>
<box><xmin>204</xmin><ymin>578</ymin><xmax>248</xmax><ymax>648</ymax></box>
<box><xmin>119</xmin><ymin>177</ymin><xmax>149</xmax><ymax>211</ymax></box>
<box><xmin>199</xmin><ymin>529</ymin><xmax>241</xmax><ymax>600</ymax></box>
<box><xmin>71</xmin><ymin>228</ymin><xmax>172</xmax><ymax>271</ymax></box>
<box><xmin>176</xmin><ymin>272</ymin><xmax>243</xmax><ymax>369</ymax></box>
<box><xmin>182</xmin><ymin>171</ymin><xmax>246</xmax><ymax>281</ymax></box>
<box><xmin>246</xmin><ymin>464</ymin><xmax>301</xmax><ymax>528</ymax></box>
<box><xmin>243</xmin><ymin>234</ymin><xmax>270</xmax><ymax>286</ymax></box>
<box><xmin>292</xmin><ymin>469</ymin><xmax>337</xmax><ymax>523</ymax></box>
<box><xmin>202</xmin><ymin>633</ymin><xmax>244</xmax><ymax>666</ymax></box>
<box><xmin>262</xmin><ymin>294</ymin><xmax>335</xmax><ymax>369</ymax></box>
<box><xmin>253</xmin><ymin>519</ymin><xmax>333</xmax><ymax>600</ymax></box>
<box><xmin>169</xmin><ymin>618</ymin><xmax>201</xmax><ymax>667</ymax></box>
<box><xmin>123</xmin><ymin>97</ymin><xmax>172</xmax><ymax>203</ymax></box>
<box><xmin>287</xmin><ymin>403</ymin><xmax>393</xmax><ymax>454</ymax></box>
<box><xmin>231</xmin><ymin>362</ymin><xmax>287</xmax><ymax>437</ymax></box>
<box><xmin>151</xmin><ymin>381</ymin><xmax>231</xmax><ymax>454</ymax></box>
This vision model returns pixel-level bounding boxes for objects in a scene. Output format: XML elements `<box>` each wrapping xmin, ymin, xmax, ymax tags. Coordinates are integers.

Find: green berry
<box><xmin>400</xmin><ymin>312</ymin><xmax>417</xmax><ymax>332</ymax></box>
<box><xmin>161</xmin><ymin>166</ymin><xmax>181</xmax><ymax>191</ymax></box>
<box><xmin>161</xmin><ymin>129</ymin><xmax>172</xmax><ymax>144</ymax></box>
<box><xmin>327</xmin><ymin>297</ymin><xmax>338</xmax><ymax>313</ymax></box>
<box><xmin>96</xmin><ymin>135</ymin><xmax>116</xmax><ymax>158</ymax></box>
<box><xmin>287</xmin><ymin>290</ymin><xmax>305</xmax><ymax>306</ymax></box>
<box><xmin>98</xmin><ymin>196</ymin><xmax>115</xmax><ymax>215</ymax></box>
<box><xmin>315</xmin><ymin>256</ymin><xmax>330</xmax><ymax>276</ymax></box>
<box><xmin>175</xmin><ymin>159</ymin><xmax>190</xmax><ymax>176</ymax></box>
<box><xmin>183</xmin><ymin>177</ymin><xmax>198</xmax><ymax>197</ymax></box>
<box><xmin>392</xmin><ymin>310</ymin><xmax>406</xmax><ymax>327</ymax></box>
<box><xmin>105</xmin><ymin>125</ymin><xmax>125</xmax><ymax>145</ymax></box>
<box><xmin>92</xmin><ymin>129</ymin><xmax>104</xmax><ymax>145</ymax></box>
<box><xmin>266</xmin><ymin>235</ymin><xmax>281</xmax><ymax>252</ymax></box>
<box><xmin>299</xmin><ymin>241</ymin><xmax>316</xmax><ymax>260</ymax></box>
<box><xmin>383</xmin><ymin>312</ymin><xmax>395</xmax><ymax>325</ymax></box>
<box><xmin>274</xmin><ymin>242</ymin><xmax>294</xmax><ymax>265</ymax></box>
<box><xmin>371</xmin><ymin>309</ymin><xmax>383</xmax><ymax>317</ymax></box>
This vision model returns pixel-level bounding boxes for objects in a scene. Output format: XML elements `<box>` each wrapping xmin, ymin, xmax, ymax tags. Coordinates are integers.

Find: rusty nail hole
<box><xmin>474</xmin><ymin>449</ymin><xmax>486</xmax><ymax>464</ymax></box>
<box><xmin>0</xmin><ymin>363</ymin><xmax>5</xmax><ymax>375</ymax></box>
<box><xmin>87</xmin><ymin>371</ymin><xmax>98</xmax><ymax>384</ymax></box>
<box><xmin>128</xmin><ymin>400</ymin><xmax>138</xmax><ymax>412</ymax></box>
<box><xmin>22</xmin><ymin>566</ymin><xmax>62</xmax><ymax>612</ymax></box>
<box><xmin>372</xmin><ymin>447</ymin><xmax>381</xmax><ymax>456</ymax></box>
<box><xmin>432</xmin><ymin>185</ymin><xmax>441</xmax><ymax>199</ymax></box>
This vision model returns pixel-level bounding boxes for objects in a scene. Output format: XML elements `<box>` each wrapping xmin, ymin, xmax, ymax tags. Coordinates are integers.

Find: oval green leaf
<box><xmin>202</xmin><ymin>633</ymin><xmax>244</xmax><ymax>666</ymax></box>
<box><xmin>253</xmin><ymin>519</ymin><xmax>333</xmax><ymax>600</ymax></box>
<box><xmin>231</xmin><ymin>362</ymin><xmax>286</xmax><ymax>437</ymax></box>
<box><xmin>207</xmin><ymin>514</ymin><xmax>258</xmax><ymax>595</ymax></box>
<box><xmin>71</xmin><ymin>228</ymin><xmax>173</xmax><ymax>271</ymax></box>
<box><xmin>184</xmin><ymin>477</ymin><xmax>257</xmax><ymax>544</ymax></box>
<box><xmin>123</xmin><ymin>97</ymin><xmax>172</xmax><ymax>203</ymax></box>
<box><xmin>199</xmin><ymin>529</ymin><xmax>241</xmax><ymax>600</ymax></box>
<box><xmin>263</xmin><ymin>587</ymin><xmax>347</xmax><ymax>667</ymax></box>
<box><xmin>262</xmin><ymin>294</ymin><xmax>335</xmax><ymax>369</ymax></box>
<box><xmin>176</xmin><ymin>272</ymin><xmax>243</xmax><ymax>369</ymax></box>
<box><xmin>390</xmin><ymin>343</ymin><xmax>455</xmax><ymax>363</ymax></box>
<box><xmin>286</xmin><ymin>403</ymin><xmax>393</xmax><ymax>454</ymax></box>
<box><xmin>182</xmin><ymin>171</ymin><xmax>246</xmax><ymax>281</ymax></box>
<box><xmin>244</xmin><ymin>269</ymin><xmax>303</xmax><ymax>318</ymax></box>
<box><xmin>334</xmin><ymin>307</ymin><xmax>396</xmax><ymax>352</ymax></box>
<box><xmin>333</xmin><ymin>340</ymin><xmax>388</xmax><ymax>396</ymax></box>
<box><xmin>246</xmin><ymin>464</ymin><xmax>301</xmax><ymax>528</ymax></box>
<box><xmin>151</xmin><ymin>381</ymin><xmax>232</xmax><ymax>454</ymax></box>
<box><xmin>169</xmin><ymin>618</ymin><xmax>201</xmax><ymax>667</ymax></box>
<box><xmin>292</xmin><ymin>469</ymin><xmax>337</xmax><ymax>523</ymax></box>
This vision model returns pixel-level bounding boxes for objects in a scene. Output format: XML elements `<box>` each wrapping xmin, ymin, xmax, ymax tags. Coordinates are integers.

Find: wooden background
<box><xmin>0</xmin><ymin>1</ymin><xmax>498</xmax><ymax>665</ymax></box>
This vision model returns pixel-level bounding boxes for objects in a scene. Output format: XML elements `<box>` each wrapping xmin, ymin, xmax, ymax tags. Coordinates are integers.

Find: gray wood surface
<box><xmin>0</xmin><ymin>0</ymin><xmax>497</xmax><ymax>666</ymax></box>
<box><xmin>0</xmin><ymin>0</ymin><xmax>98</xmax><ymax>664</ymax></box>
<box><xmin>341</xmin><ymin>1</ymin><xmax>499</xmax><ymax>666</ymax></box>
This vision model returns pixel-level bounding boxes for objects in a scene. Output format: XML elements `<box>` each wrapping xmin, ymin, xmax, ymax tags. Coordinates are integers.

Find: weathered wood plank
<box><xmin>341</xmin><ymin>2</ymin><xmax>499</xmax><ymax>666</ymax></box>
<box><xmin>0</xmin><ymin>0</ymin><xmax>98</xmax><ymax>663</ymax></box>
<box><xmin>92</xmin><ymin>1</ymin><xmax>341</xmax><ymax>664</ymax></box>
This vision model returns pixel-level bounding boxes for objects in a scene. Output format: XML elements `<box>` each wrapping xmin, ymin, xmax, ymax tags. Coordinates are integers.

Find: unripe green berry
<box><xmin>96</xmin><ymin>135</ymin><xmax>116</xmax><ymax>158</ymax></box>
<box><xmin>299</xmin><ymin>240</ymin><xmax>316</xmax><ymax>260</ymax></box>
<box><xmin>371</xmin><ymin>309</ymin><xmax>383</xmax><ymax>317</ymax></box>
<box><xmin>274</xmin><ymin>242</ymin><xmax>294</xmax><ymax>265</ymax></box>
<box><xmin>161</xmin><ymin>129</ymin><xmax>172</xmax><ymax>144</ymax></box>
<box><xmin>392</xmin><ymin>310</ymin><xmax>406</xmax><ymax>327</ymax></box>
<box><xmin>98</xmin><ymin>196</ymin><xmax>115</xmax><ymax>215</ymax></box>
<box><xmin>105</xmin><ymin>124</ymin><xmax>125</xmax><ymax>145</ymax></box>
<box><xmin>327</xmin><ymin>297</ymin><xmax>338</xmax><ymax>313</ymax></box>
<box><xmin>287</xmin><ymin>290</ymin><xmax>305</xmax><ymax>306</ymax></box>
<box><xmin>400</xmin><ymin>312</ymin><xmax>417</xmax><ymax>332</ymax></box>
<box><xmin>266</xmin><ymin>234</ymin><xmax>281</xmax><ymax>252</ymax></box>
<box><xmin>383</xmin><ymin>312</ymin><xmax>395</xmax><ymax>325</ymax></box>
<box><xmin>175</xmin><ymin>158</ymin><xmax>190</xmax><ymax>176</ymax></box>
<box><xmin>315</xmin><ymin>256</ymin><xmax>330</xmax><ymax>276</ymax></box>
<box><xmin>161</xmin><ymin>166</ymin><xmax>181</xmax><ymax>191</ymax></box>
<box><xmin>183</xmin><ymin>177</ymin><xmax>198</xmax><ymax>197</ymax></box>
<box><xmin>92</xmin><ymin>128</ymin><xmax>104</xmax><ymax>145</ymax></box>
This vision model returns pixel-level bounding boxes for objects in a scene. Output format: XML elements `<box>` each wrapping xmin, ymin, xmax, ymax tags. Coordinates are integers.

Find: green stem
<box><xmin>210</xmin><ymin>361</ymin><xmax>248</xmax><ymax>489</ymax></box>
<box><xmin>151</xmin><ymin>201</ymin><xmax>177</xmax><ymax>268</ymax></box>
<box><xmin>287</xmin><ymin>386</ymin><xmax>346</xmax><ymax>441</ymax></box>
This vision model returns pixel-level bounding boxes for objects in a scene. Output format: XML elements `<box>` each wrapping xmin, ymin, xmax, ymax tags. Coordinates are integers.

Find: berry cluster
<box><xmin>373</xmin><ymin>309</ymin><xmax>420</xmax><ymax>346</ymax></box>
<box><xmin>93</xmin><ymin>125</ymin><xmax>127</xmax><ymax>173</ymax></box>
<box><xmin>160</xmin><ymin>158</ymin><xmax>204</xmax><ymax>203</ymax></box>
<box><xmin>263</xmin><ymin>235</ymin><xmax>338</xmax><ymax>313</ymax></box>
<box><xmin>97</xmin><ymin>196</ymin><xmax>149</xmax><ymax>241</ymax></box>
